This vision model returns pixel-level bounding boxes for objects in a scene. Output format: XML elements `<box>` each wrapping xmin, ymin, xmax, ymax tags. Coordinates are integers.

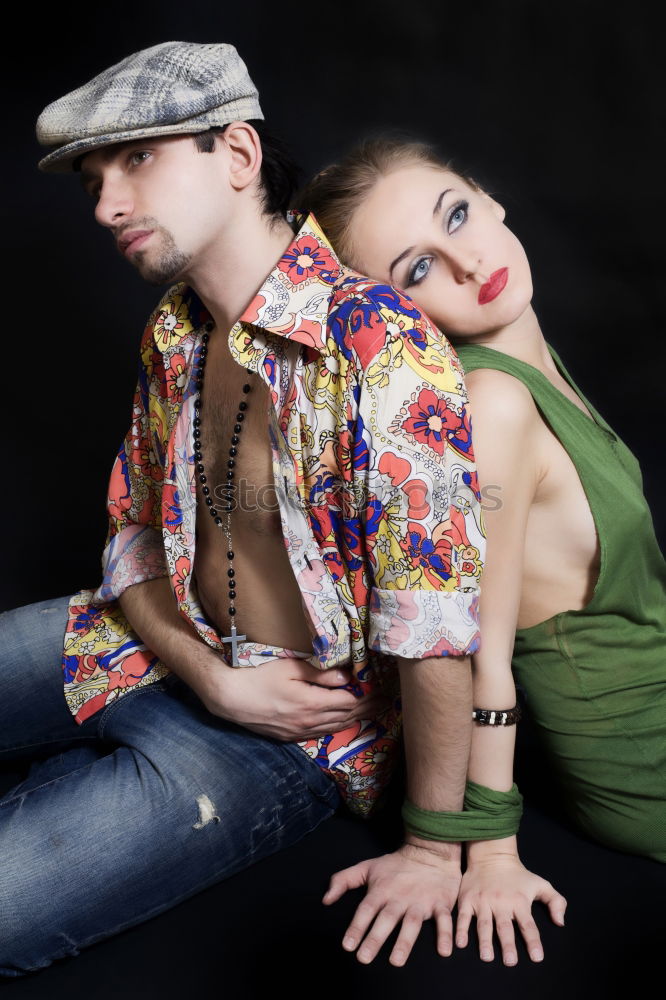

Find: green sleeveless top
<box><xmin>457</xmin><ymin>343</ymin><xmax>666</xmax><ymax>862</ymax></box>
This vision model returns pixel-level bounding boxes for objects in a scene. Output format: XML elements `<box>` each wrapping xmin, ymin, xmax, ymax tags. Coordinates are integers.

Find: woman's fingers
<box><xmin>495</xmin><ymin>912</ymin><xmax>519</xmax><ymax>966</ymax></box>
<box><xmin>475</xmin><ymin>908</ymin><xmax>495</xmax><ymax>961</ymax></box>
<box><xmin>458</xmin><ymin>896</ymin><xmax>548</xmax><ymax>964</ymax></box>
<box><xmin>456</xmin><ymin>860</ymin><xmax>567</xmax><ymax>965</ymax></box>
<box><xmin>515</xmin><ymin>908</ymin><xmax>544</xmax><ymax>962</ymax></box>
<box><xmin>455</xmin><ymin>905</ymin><xmax>473</xmax><ymax>948</ymax></box>
<box><xmin>539</xmin><ymin>884</ymin><xmax>568</xmax><ymax>926</ymax></box>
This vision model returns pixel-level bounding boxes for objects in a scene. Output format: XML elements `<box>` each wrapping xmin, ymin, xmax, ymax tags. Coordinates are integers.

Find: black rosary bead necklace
<box><xmin>194</xmin><ymin>327</ymin><xmax>252</xmax><ymax>666</ymax></box>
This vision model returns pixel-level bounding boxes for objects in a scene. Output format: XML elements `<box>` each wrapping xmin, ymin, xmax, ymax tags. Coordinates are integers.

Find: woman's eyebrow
<box><xmin>389</xmin><ymin>245</ymin><xmax>415</xmax><ymax>279</ymax></box>
<box><xmin>433</xmin><ymin>188</ymin><xmax>453</xmax><ymax>216</ymax></box>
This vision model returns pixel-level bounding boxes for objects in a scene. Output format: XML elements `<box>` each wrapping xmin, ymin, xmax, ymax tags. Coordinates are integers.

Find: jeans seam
<box><xmin>0</xmin><ymin>756</ymin><xmax>103</xmax><ymax>805</ymax></box>
<box><xmin>280</xmin><ymin>744</ymin><xmax>341</xmax><ymax>807</ymax></box>
<box><xmin>0</xmin><ymin>734</ymin><xmax>97</xmax><ymax>757</ymax></box>
<box><xmin>97</xmin><ymin>681</ymin><xmax>169</xmax><ymax>740</ymax></box>
<box><xmin>53</xmin><ymin>795</ymin><xmax>338</xmax><ymax>959</ymax></box>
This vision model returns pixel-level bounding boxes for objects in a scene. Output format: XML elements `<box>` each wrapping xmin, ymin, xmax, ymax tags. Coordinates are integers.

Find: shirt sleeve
<box><xmin>353</xmin><ymin>283</ymin><xmax>484</xmax><ymax>658</ymax></box>
<box><xmin>92</xmin><ymin>313</ymin><xmax>169</xmax><ymax>605</ymax></box>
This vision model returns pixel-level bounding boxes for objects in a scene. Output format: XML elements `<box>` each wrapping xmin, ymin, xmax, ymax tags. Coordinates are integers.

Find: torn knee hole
<box><xmin>192</xmin><ymin>794</ymin><xmax>220</xmax><ymax>830</ymax></box>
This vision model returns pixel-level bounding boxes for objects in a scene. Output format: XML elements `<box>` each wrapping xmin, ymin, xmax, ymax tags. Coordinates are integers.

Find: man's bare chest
<box><xmin>197</xmin><ymin>344</ymin><xmax>279</xmax><ymax>529</ymax></box>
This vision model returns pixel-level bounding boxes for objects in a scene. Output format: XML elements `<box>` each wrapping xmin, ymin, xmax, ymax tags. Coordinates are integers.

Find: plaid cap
<box><xmin>36</xmin><ymin>41</ymin><xmax>264</xmax><ymax>173</ymax></box>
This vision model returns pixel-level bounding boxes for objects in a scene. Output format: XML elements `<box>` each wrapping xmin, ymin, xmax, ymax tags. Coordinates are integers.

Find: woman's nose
<box><xmin>444</xmin><ymin>244</ymin><xmax>483</xmax><ymax>284</ymax></box>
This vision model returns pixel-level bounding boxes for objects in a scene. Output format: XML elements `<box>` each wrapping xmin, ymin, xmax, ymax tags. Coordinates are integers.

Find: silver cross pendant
<box><xmin>222</xmin><ymin>624</ymin><xmax>247</xmax><ymax>667</ymax></box>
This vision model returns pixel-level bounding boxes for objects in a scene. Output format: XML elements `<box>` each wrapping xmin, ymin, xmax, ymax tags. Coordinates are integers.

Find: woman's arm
<box><xmin>456</xmin><ymin>368</ymin><xmax>567</xmax><ymax>964</ymax></box>
<box><xmin>465</xmin><ymin>367</ymin><xmax>535</xmax><ymax>796</ymax></box>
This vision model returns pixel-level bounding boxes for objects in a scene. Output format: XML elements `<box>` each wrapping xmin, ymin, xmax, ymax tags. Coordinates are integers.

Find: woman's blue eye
<box><xmin>448</xmin><ymin>201</ymin><xmax>469</xmax><ymax>233</ymax></box>
<box><xmin>408</xmin><ymin>257</ymin><xmax>432</xmax><ymax>285</ymax></box>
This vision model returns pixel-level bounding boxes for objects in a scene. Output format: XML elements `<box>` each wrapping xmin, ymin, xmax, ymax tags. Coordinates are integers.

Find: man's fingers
<box><xmin>301</xmin><ymin>703</ymin><xmax>388</xmax><ymax>739</ymax></box>
<box><xmin>494</xmin><ymin>913</ymin><xmax>518</xmax><ymax>966</ymax></box>
<box><xmin>354</xmin><ymin>904</ymin><xmax>403</xmax><ymax>964</ymax></box>
<box><xmin>349</xmin><ymin>695</ymin><xmax>391</xmax><ymax>720</ymax></box>
<box><xmin>294</xmin><ymin>662</ymin><xmax>351</xmax><ymax>686</ymax></box>
<box><xmin>303</xmin><ymin>692</ymin><xmax>388</xmax><ymax>724</ymax></box>
<box><xmin>340</xmin><ymin>897</ymin><xmax>385</xmax><ymax>955</ymax></box>
<box><xmin>290</xmin><ymin>659</ymin><xmax>352</xmax><ymax>688</ymax></box>
<box><xmin>515</xmin><ymin>909</ymin><xmax>544</xmax><ymax>962</ymax></box>
<box><xmin>434</xmin><ymin>905</ymin><xmax>454</xmax><ymax>957</ymax></box>
<box><xmin>388</xmin><ymin>908</ymin><xmax>427</xmax><ymax>967</ymax></box>
<box><xmin>319</xmin><ymin>688</ymin><xmax>387</xmax><ymax>712</ymax></box>
<box><xmin>322</xmin><ymin>862</ymin><xmax>368</xmax><ymax>905</ymax></box>
<box><xmin>296</xmin><ymin>665</ymin><xmax>390</xmax><ymax>717</ymax></box>
<box><xmin>308</xmin><ymin>688</ymin><xmax>364</xmax><ymax>712</ymax></box>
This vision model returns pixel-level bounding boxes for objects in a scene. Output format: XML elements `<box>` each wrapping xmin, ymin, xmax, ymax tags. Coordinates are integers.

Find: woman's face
<box><xmin>348</xmin><ymin>163</ymin><xmax>533</xmax><ymax>338</ymax></box>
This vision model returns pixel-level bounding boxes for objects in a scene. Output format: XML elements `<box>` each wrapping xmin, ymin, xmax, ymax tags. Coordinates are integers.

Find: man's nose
<box><xmin>94</xmin><ymin>179</ymin><xmax>134</xmax><ymax>229</ymax></box>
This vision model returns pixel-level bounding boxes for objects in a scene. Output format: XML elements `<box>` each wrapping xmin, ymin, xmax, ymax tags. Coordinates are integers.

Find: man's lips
<box><xmin>117</xmin><ymin>230</ymin><xmax>153</xmax><ymax>256</ymax></box>
<box><xmin>478</xmin><ymin>267</ymin><xmax>508</xmax><ymax>305</ymax></box>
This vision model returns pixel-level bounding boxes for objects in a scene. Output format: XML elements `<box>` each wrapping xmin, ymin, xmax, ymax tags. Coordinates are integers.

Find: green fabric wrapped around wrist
<box><xmin>401</xmin><ymin>780</ymin><xmax>523</xmax><ymax>842</ymax></box>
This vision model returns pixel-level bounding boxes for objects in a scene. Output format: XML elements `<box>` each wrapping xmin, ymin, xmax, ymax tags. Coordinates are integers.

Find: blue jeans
<box><xmin>0</xmin><ymin>597</ymin><xmax>341</xmax><ymax>976</ymax></box>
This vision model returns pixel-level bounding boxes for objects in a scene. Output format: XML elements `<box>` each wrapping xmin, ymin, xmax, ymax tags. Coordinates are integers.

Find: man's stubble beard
<box><xmin>131</xmin><ymin>223</ymin><xmax>192</xmax><ymax>286</ymax></box>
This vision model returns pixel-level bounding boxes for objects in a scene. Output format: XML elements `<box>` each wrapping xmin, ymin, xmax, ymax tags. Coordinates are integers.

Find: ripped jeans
<box><xmin>0</xmin><ymin>596</ymin><xmax>341</xmax><ymax>977</ymax></box>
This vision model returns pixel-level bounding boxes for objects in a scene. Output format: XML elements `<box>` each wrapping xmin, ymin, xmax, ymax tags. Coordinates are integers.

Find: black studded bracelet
<box><xmin>472</xmin><ymin>705</ymin><xmax>522</xmax><ymax>726</ymax></box>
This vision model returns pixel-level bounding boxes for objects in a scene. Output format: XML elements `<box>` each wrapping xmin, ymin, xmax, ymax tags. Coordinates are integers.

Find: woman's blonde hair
<box><xmin>298</xmin><ymin>135</ymin><xmax>478</xmax><ymax>268</ymax></box>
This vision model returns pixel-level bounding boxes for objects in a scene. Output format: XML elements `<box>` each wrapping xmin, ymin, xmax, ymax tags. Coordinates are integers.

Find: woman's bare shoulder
<box><xmin>464</xmin><ymin>367</ymin><xmax>540</xmax><ymax>432</ymax></box>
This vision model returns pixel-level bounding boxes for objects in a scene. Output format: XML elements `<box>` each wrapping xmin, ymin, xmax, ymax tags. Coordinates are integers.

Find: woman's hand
<box><xmin>456</xmin><ymin>848</ymin><xmax>567</xmax><ymax>965</ymax></box>
<box><xmin>323</xmin><ymin>842</ymin><xmax>462</xmax><ymax>966</ymax></box>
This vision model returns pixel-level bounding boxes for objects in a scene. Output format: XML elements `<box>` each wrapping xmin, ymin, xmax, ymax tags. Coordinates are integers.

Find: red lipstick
<box><xmin>478</xmin><ymin>267</ymin><xmax>508</xmax><ymax>305</ymax></box>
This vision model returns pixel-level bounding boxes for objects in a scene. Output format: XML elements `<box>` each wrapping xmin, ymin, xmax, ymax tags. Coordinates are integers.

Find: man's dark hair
<box><xmin>193</xmin><ymin>120</ymin><xmax>300</xmax><ymax>220</ymax></box>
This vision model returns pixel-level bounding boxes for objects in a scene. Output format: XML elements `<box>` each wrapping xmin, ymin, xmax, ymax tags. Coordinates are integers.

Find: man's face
<box><xmin>80</xmin><ymin>135</ymin><xmax>231</xmax><ymax>285</ymax></box>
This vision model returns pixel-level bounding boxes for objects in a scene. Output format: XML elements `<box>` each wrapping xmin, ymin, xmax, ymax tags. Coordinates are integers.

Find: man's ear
<box><xmin>222</xmin><ymin>121</ymin><xmax>262</xmax><ymax>192</ymax></box>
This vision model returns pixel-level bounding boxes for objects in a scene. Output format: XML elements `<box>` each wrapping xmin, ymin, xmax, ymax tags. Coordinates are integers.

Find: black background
<box><xmin>3</xmin><ymin>0</ymin><xmax>664</xmax><ymax>610</ymax></box>
<box><xmin>1</xmin><ymin>4</ymin><xmax>665</xmax><ymax>992</ymax></box>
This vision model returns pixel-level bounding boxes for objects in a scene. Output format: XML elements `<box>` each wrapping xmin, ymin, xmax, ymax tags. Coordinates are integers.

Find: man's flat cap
<box><xmin>36</xmin><ymin>40</ymin><xmax>263</xmax><ymax>172</ymax></box>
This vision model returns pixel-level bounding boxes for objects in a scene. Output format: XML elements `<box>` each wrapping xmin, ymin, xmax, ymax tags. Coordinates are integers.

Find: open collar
<box><xmin>235</xmin><ymin>213</ymin><xmax>344</xmax><ymax>355</ymax></box>
<box><xmin>151</xmin><ymin>214</ymin><xmax>346</xmax><ymax>362</ymax></box>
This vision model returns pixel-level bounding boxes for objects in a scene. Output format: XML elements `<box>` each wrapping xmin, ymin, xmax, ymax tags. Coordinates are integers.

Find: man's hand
<box><xmin>456</xmin><ymin>850</ymin><xmax>567</xmax><ymax>965</ymax></box>
<box><xmin>119</xmin><ymin>578</ymin><xmax>387</xmax><ymax>740</ymax></box>
<box><xmin>323</xmin><ymin>843</ymin><xmax>462</xmax><ymax>967</ymax></box>
<box><xmin>201</xmin><ymin>656</ymin><xmax>389</xmax><ymax>742</ymax></box>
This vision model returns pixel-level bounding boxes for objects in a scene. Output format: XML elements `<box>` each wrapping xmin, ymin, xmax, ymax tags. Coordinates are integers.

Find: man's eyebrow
<box><xmin>79</xmin><ymin>169</ymin><xmax>97</xmax><ymax>192</ymax></box>
<box><xmin>433</xmin><ymin>188</ymin><xmax>453</xmax><ymax>217</ymax></box>
<box><xmin>78</xmin><ymin>141</ymin><xmax>143</xmax><ymax>188</ymax></box>
<box><xmin>389</xmin><ymin>246</ymin><xmax>415</xmax><ymax>279</ymax></box>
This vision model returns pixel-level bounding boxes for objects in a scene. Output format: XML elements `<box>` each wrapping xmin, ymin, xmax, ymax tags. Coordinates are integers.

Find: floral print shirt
<box><xmin>62</xmin><ymin>215</ymin><xmax>484</xmax><ymax>817</ymax></box>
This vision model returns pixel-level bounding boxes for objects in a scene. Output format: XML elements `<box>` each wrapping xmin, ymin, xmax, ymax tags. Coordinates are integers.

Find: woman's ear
<box><xmin>222</xmin><ymin>121</ymin><xmax>262</xmax><ymax>192</ymax></box>
<box><xmin>480</xmin><ymin>190</ymin><xmax>506</xmax><ymax>222</ymax></box>
<box><xmin>465</xmin><ymin>177</ymin><xmax>506</xmax><ymax>221</ymax></box>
